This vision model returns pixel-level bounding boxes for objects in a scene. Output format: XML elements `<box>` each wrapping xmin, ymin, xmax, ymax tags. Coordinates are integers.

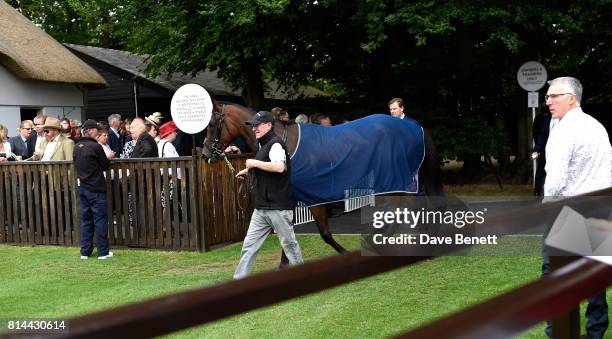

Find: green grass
<box><xmin>3</xmin><ymin>234</ymin><xmax>603</xmax><ymax>338</ymax></box>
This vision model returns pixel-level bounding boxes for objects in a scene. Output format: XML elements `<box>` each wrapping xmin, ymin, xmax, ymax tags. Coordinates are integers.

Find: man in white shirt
<box><xmin>26</xmin><ymin>115</ymin><xmax>46</xmax><ymax>156</ymax></box>
<box><xmin>544</xmin><ymin>77</ymin><xmax>611</xmax><ymax>196</ymax></box>
<box><xmin>542</xmin><ymin>76</ymin><xmax>612</xmax><ymax>338</ymax></box>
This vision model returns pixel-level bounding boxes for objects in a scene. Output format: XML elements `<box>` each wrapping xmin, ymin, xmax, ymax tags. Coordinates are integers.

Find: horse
<box><xmin>202</xmin><ymin>101</ymin><xmax>444</xmax><ymax>261</ymax></box>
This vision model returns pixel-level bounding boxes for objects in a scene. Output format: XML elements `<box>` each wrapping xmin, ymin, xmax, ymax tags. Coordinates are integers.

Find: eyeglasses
<box><xmin>21</xmin><ymin>127</ymin><xmax>33</xmax><ymax>130</ymax></box>
<box><xmin>43</xmin><ymin>129</ymin><xmax>54</xmax><ymax>134</ymax></box>
<box><xmin>544</xmin><ymin>93</ymin><xmax>573</xmax><ymax>101</ymax></box>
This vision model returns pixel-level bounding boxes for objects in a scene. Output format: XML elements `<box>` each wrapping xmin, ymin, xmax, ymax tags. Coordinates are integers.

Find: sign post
<box><xmin>170</xmin><ymin>84</ymin><xmax>214</xmax><ymax>251</ymax></box>
<box><xmin>517</xmin><ymin>61</ymin><xmax>547</xmax><ymax>190</ymax></box>
<box><xmin>170</xmin><ymin>84</ymin><xmax>213</xmax><ymax>136</ymax></box>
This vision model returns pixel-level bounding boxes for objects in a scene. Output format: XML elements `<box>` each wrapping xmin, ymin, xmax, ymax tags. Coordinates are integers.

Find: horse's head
<box><xmin>202</xmin><ymin>101</ymin><xmax>257</xmax><ymax>163</ymax></box>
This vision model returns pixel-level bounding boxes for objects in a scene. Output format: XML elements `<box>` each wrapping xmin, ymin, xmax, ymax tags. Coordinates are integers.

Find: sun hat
<box><xmin>159</xmin><ymin>121</ymin><xmax>178</xmax><ymax>138</ymax></box>
<box><xmin>41</xmin><ymin>117</ymin><xmax>61</xmax><ymax>130</ymax></box>
<box><xmin>145</xmin><ymin>112</ymin><xmax>164</xmax><ymax>126</ymax></box>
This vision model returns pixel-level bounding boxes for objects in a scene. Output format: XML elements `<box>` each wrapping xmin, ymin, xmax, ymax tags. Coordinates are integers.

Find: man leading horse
<box><xmin>233</xmin><ymin>111</ymin><xmax>304</xmax><ymax>279</ymax></box>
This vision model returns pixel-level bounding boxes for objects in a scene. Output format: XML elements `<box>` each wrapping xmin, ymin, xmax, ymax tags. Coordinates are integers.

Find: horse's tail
<box><xmin>420</xmin><ymin>128</ymin><xmax>444</xmax><ymax>196</ymax></box>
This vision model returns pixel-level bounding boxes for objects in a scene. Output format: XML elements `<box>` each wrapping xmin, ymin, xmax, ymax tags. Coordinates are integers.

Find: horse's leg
<box><xmin>278</xmin><ymin>250</ymin><xmax>289</xmax><ymax>269</ymax></box>
<box><xmin>310</xmin><ymin>205</ymin><xmax>346</xmax><ymax>253</ymax></box>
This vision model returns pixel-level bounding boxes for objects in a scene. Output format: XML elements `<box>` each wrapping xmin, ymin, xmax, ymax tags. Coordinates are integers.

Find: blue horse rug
<box><xmin>290</xmin><ymin>114</ymin><xmax>425</xmax><ymax>206</ymax></box>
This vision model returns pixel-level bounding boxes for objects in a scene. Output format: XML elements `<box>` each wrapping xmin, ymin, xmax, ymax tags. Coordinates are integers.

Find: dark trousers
<box><xmin>534</xmin><ymin>155</ymin><xmax>546</xmax><ymax>196</ymax></box>
<box><xmin>79</xmin><ymin>187</ymin><xmax>110</xmax><ymax>257</ymax></box>
<box><xmin>542</xmin><ymin>242</ymin><xmax>609</xmax><ymax>338</ymax></box>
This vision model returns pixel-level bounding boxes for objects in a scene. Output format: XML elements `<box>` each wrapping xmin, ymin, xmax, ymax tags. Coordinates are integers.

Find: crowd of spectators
<box><xmin>0</xmin><ymin>105</ymin><xmax>343</xmax><ymax>165</ymax></box>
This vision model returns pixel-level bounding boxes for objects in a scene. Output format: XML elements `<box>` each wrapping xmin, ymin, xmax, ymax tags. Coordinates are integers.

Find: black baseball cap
<box><xmin>82</xmin><ymin>119</ymin><xmax>100</xmax><ymax>131</ymax></box>
<box><xmin>245</xmin><ymin>111</ymin><xmax>274</xmax><ymax>125</ymax></box>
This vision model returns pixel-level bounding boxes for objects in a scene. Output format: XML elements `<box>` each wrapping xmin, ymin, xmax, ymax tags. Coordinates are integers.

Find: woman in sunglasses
<box><xmin>0</xmin><ymin>123</ymin><xmax>16</xmax><ymax>161</ymax></box>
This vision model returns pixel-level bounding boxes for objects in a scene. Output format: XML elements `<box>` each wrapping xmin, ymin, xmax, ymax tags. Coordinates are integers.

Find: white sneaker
<box><xmin>98</xmin><ymin>252</ymin><xmax>114</xmax><ymax>260</ymax></box>
<box><xmin>80</xmin><ymin>255</ymin><xmax>88</xmax><ymax>260</ymax></box>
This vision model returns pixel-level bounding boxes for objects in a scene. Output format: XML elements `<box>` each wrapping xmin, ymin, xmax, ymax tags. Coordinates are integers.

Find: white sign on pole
<box><xmin>170</xmin><ymin>84</ymin><xmax>213</xmax><ymax>134</ymax></box>
<box><xmin>528</xmin><ymin>92</ymin><xmax>539</xmax><ymax>108</ymax></box>
<box><xmin>517</xmin><ymin>61</ymin><xmax>547</xmax><ymax>92</ymax></box>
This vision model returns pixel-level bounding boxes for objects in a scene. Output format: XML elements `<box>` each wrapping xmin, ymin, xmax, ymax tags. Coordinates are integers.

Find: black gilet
<box><xmin>253</xmin><ymin>130</ymin><xmax>294</xmax><ymax>210</ymax></box>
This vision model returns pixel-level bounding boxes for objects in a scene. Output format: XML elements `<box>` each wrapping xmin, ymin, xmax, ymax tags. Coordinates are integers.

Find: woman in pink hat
<box><xmin>158</xmin><ymin>121</ymin><xmax>181</xmax><ymax>207</ymax></box>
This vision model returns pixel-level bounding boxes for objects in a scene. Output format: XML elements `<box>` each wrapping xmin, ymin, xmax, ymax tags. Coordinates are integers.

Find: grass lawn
<box><xmin>2</xmin><ymin>235</ymin><xmax>602</xmax><ymax>338</ymax></box>
<box><xmin>1</xmin><ymin>185</ymin><xmax>608</xmax><ymax>338</ymax></box>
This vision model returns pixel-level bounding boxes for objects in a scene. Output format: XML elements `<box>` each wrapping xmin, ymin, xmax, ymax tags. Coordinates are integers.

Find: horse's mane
<box><xmin>218</xmin><ymin>101</ymin><xmax>256</xmax><ymax>114</ymax></box>
<box><xmin>277</xmin><ymin>119</ymin><xmax>297</xmax><ymax>126</ymax></box>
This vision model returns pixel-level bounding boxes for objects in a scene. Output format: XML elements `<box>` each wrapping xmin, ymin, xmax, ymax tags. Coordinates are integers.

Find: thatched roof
<box><xmin>0</xmin><ymin>1</ymin><xmax>107</xmax><ymax>87</ymax></box>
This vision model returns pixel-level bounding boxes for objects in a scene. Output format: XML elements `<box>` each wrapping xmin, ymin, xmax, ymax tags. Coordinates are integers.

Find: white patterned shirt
<box><xmin>544</xmin><ymin>107</ymin><xmax>612</xmax><ymax>197</ymax></box>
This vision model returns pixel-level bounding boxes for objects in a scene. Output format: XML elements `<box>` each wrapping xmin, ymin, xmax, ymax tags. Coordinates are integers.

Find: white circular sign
<box><xmin>517</xmin><ymin>61</ymin><xmax>547</xmax><ymax>92</ymax></box>
<box><xmin>170</xmin><ymin>84</ymin><xmax>213</xmax><ymax>134</ymax></box>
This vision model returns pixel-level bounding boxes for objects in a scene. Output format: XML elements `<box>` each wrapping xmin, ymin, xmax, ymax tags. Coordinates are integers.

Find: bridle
<box><xmin>204</xmin><ymin>103</ymin><xmax>227</xmax><ymax>163</ymax></box>
<box><xmin>203</xmin><ymin>103</ymin><xmax>254</xmax><ymax>211</ymax></box>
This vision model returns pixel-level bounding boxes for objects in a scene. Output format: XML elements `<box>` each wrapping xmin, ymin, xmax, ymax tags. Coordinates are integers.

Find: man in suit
<box><xmin>33</xmin><ymin>117</ymin><xmax>74</xmax><ymax>161</ymax></box>
<box><xmin>531</xmin><ymin>111</ymin><xmax>551</xmax><ymax>196</ymax></box>
<box><xmin>9</xmin><ymin>120</ymin><xmax>33</xmax><ymax>159</ymax></box>
<box><xmin>107</xmin><ymin>113</ymin><xmax>123</xmax><ymax>155</ymax></box>
<box><xmin>130</xmin><ymin>117</ymin><xmax>158</xmax><ymax>158</ymax></box>
<box><xmin>388</xmin><ymin>97</ymin><xmax>417</xmax><ymax>123</ymax></box>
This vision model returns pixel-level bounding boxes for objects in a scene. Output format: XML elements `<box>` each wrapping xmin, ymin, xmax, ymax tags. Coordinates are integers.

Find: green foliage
<box><xmin>7</xmin><ymin>0</ymin><xmax>128</xmax><ymax>48</ymax></box>
<box><xmin>429</xmin><ymin>116</ymin><xmax>508</xmax><ymax>161</ymax></box>
<box><xmin>8</xmin><ymin>0</ymin><xmax>612</xmax><ymax>162</ymax></box>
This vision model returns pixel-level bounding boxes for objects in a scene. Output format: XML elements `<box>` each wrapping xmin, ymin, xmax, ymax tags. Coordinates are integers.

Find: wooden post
<box><xmin>550</xmin><ymin>255</ymin><xmax>581</xmax><ymax>339</ymax></box>
<box><xmin>192</xmin><ymin>148</ymin><xmax>207</xmax><ymax>251</ymax></box>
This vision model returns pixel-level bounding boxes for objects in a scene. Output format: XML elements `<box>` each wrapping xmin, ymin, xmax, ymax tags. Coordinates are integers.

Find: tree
<box><xmin>7</xmin><ymin>0</ymin><xmax>127</xmax><ymax>48</ymax></box>
<box><xmin>120</xmin><ymin>0</ymin><xmax>302</xmax><ymax>109</ymax></box>
<box><xmin>9</xmin><ymin>0</ymin><xmax>612</xmax><ymax>180</ymax></box>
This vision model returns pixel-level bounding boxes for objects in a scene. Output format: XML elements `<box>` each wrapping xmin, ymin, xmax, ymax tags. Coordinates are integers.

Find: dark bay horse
<box><xmin>203</xmin><ymin>101</ymin><xmax>444</xmax><ymax>256</ymax></box>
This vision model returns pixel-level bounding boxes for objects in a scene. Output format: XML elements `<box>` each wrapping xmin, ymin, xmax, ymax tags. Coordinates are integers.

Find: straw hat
<box><xmin>145</xmin><ymin>112</ymin><xmax>164</xmax><ymax>126</ymax></box>
<box><xmin>42</xmin><ymin>117</ymin><xmax>61</xmax><ymax>130</ymax></box>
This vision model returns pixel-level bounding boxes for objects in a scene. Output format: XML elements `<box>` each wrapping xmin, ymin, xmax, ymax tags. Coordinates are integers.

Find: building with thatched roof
<box><xmin>0</xmin><ymin>1</ymin><xmax>107</xmax><ymax>135</ymax></box>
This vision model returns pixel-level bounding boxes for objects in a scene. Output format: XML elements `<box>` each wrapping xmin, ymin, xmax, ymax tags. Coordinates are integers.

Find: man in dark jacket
<box><xmin>73</xmin><ymin>119</ymin><xmax>112</xmax><ymax>260</ymax></box>
<box><xmin>233</xmin><ymin>111</ymin><xmax>303</xmax><ymax>279</ymax></box>
<box><xmin>531</xmin><ymin>111</ymin><xmax>551</xmax><ymax>196</ymax></box>
<box><xmin>130</xmin><ymin>117</ymin><xmax>158</xmax><ymax>158</ymax></box>
<box><xmin>107</xmin><ymin>113</ymin><xmax>123</xmax><ymax>155</ymax></box>
<box><xmin>9</xmin><ymin>120</ymin><xmax>33</xmax><ymax>159</ymax></box>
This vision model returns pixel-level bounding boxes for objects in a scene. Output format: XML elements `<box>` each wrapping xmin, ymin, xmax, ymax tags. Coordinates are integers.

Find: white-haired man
<box><xmin>107</xmin><ymin>113</ymin><xmax>123</xmax><ymax>155</ymax></box>
<box><xmin>542</xmin><ymin>76</ymin><xmax>612</xmax><ymax>338</ymax></box>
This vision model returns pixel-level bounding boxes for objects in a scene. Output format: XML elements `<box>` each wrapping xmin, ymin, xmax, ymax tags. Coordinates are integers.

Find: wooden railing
<box><xmin>0</xmin><ymin>161</ymin><xmax>79</xmax><ymax>246</ymax></box>
<box><xmin>0</xmin><ymin>153</ymin><xmax>253</xmax><ymax>250</ymax></box>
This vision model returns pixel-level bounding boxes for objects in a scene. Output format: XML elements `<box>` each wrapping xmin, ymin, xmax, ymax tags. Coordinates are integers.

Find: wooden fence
<box><xmin>0</xmin><ymin>153</ymin><xmax>253</xmax><ymax>250</ymax></box>
<box><xmin>0</xmin><ymin>161</ymin><xmax>79</xmax><ymax>246</ymax></box>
